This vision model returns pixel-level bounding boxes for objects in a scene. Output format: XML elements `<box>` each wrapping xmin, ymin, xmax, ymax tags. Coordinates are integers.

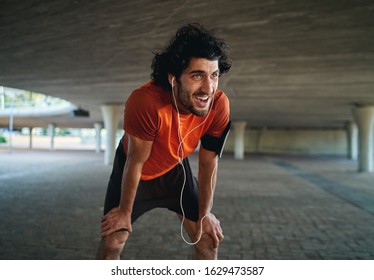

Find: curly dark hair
<box><xmin>151</xmin><ymin>23</ymin><xmax>232</xmax><ymax>91</ymax></box>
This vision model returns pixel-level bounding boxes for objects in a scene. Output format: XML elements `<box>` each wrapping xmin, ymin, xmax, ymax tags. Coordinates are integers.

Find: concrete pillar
<box><xmin>346</xmin><ymin>121</ymin><xmax>358</xmax><ymax>160</ymax></box>
<box><xmin>94</xmin><ymin>122</ymin><xmax>103</xmax><ymax>153</ymax></box>
<box><xmin>353</xmin><ymin>106</ymin><xmax>374</xmax><ymax>172</ymax></box>
<box><xmin>48</xmin><ymin>123</ymin><xmax>55</xmax><ymax>151</ymax></box>
<box><xmin>256</xmin><ymin>126</ymin><xmax>267</xmax><ymax>153</ymax></box>
<box><xmin>101</xmin><ymin>104</ymin><xmax>122</xmax><ymax>165</ymax></box>
<box><xmin>29</xmin><ymin>127</ymin><xmax>33</xmax><ymax>149</ymax></box>
<box><xmin>234</xmin><ymin>121</ymin><xmax>247</xmax><ymax>160</ymax></box>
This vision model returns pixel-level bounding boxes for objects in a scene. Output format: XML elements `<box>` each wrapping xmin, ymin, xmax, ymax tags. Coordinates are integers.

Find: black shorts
<box><xmin>103</xmin><ymin>140</ymin><xmax>199</xmax><ymax>222</ymax></box>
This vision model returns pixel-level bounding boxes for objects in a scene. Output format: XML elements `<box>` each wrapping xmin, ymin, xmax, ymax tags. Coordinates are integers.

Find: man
<box><xmin>98</xmin><ymin>23</ymin><xmax>232</xmax><ymax>260</ymax></box>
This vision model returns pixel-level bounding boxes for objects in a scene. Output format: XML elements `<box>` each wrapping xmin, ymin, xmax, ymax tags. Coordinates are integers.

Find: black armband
<box><xmin>200</xmin><ymin>121</ymin><xmax>231</xmax><ymax>158</ymax></box>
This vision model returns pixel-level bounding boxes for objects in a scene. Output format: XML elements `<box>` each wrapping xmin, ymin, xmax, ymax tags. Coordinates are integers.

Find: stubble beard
<box><xmin>177</xmin><ymin>86</ymin><xmax>212</xmax><ymax>117</ymax></box>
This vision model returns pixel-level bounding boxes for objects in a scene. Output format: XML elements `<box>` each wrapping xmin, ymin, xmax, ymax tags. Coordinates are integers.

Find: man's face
<box><xmin>173</xmin><ymin>58</ymin><xmax>219</xmax><ymax>117</ymax></box>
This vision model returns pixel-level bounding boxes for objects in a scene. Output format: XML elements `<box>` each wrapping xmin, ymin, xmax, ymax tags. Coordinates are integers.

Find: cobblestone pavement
<box><xmin>0</xmin><ymin>149</ymin><xmax>374</xmax><ymax>260</ymax></box>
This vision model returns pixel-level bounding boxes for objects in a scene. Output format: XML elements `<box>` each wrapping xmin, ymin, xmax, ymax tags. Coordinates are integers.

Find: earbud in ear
<box><xmin>172</xmin><ymin>77</ymin><xmax>175</xmax><ymax>87</ymax></box>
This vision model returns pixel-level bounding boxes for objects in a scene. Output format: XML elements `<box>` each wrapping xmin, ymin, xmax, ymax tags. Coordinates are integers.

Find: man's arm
<box><xmin>197</xmin><ymin>146</ymin><xmax>223</xmax><ymax>247</ymax></box>
<box><xmin>100</xmin><ymin>134</ymin><xmax>152</xmax><ymax>237</ymax></box>
<box><xmin>198</xmin><ymin>147</ymin><xmax>218</xmax><ymax>217</ymax></box>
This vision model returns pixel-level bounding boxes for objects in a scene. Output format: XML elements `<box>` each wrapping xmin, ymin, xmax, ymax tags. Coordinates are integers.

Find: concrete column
<box><xmin>94</xmin><ymin>122</ymin><xmax>103</xmax><ymax>153</ymax></box>
<box><xmin>48</xmin><ymin>123</ymin><xmax>55</xmax><ymax>151</ymax></box>
<box><xmin>101</xmin><ymin>104</ymin><xmax>122</xmax><ymax>165</ymax></box>
<box><xmin>346</xmin><ymin>121</ymin><xmax>358</xmax><ymax>160</ymax></box>
<box><xmin>256</xmin><ymin>126</ymin><xmax>267</xmax><ymax>153</ymax></box>
<box><xmin>29</xmin><ymin>127</ymin><xmax>33</xmax><ymax>149</ymax></box>
<box><xmin>234</xmin><ymin>121</ymin><xmax>247</xmax><ymax>160</ymax></box>
<box><xmin>353</xmin><ymin>106</ymin><xmax>374</xmax><ymax>172</ymax></box>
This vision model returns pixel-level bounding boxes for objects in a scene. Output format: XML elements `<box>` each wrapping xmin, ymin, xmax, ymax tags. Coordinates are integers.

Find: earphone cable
<box><xmin>171</xmin><ymin>81</ymin><xmax>216</xmax><ymax>245</ymax></box>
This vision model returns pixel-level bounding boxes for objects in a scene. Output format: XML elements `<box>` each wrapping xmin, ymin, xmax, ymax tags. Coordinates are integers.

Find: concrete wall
<box><xmin>224</xmin><ymin>128</ymin><xmax>347</xmax><ymax>156</ymax></box>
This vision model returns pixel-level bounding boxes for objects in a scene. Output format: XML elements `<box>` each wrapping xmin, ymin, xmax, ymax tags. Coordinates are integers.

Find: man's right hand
<box><xmin>100</xmin><ymin>207</ymin><xmax>132</xmax><ymax>237</ymax></box>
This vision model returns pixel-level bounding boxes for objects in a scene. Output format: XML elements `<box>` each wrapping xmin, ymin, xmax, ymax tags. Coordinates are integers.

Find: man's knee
<box><xmin>106</xmin><ymin>231</ymin><xmax>129</xmax><ymax>248</ymax></box>
<box><xmin>99</xmin><ymin>231</ymin><xmax>129</xmax><ymax>259</ymax></box>
<box><xmin>194</xmin><ymin>233</ymin><xmax>220</xmax><ymax>259</ymax></box>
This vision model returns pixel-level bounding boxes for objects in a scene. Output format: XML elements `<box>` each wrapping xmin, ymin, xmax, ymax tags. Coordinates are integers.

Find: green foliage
<box><xmin>2</xmin><ymin>86</ymin><xmax>68</xmax><ymax>109</ymax></box>
<box><xmin>0</xmin><ymin>134</ymin><xmax>7</xmax><ymax>143</ymax></box>
<box><xmin>57</xmin><ymin>129</ymin><xmax>71</xmax><ymax>136</ymax></box>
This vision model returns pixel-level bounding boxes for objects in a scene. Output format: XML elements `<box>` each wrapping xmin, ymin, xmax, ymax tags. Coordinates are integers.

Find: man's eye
<box><xmin>213</xmin><ymin>70</ymin><xmax>221</xmax><ymax>77</ymax></box>
<box><xmin>192</xmin><ymin>74</ymin><xmax>203</xmax><ymax>80</ymax></box>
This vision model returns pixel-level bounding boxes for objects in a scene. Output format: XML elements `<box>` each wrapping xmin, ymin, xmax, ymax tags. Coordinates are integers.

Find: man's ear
<box><xmin>168</xmin><ymin>73</ymin><xmax>175</xmax><ymax>86</ymax></box>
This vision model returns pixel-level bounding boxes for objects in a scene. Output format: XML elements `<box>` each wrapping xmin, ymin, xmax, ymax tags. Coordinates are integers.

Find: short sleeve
<box><xmin>123</xmin><ymin>89</ymin><xmax>158</xmax><ymax>141</ymax></box>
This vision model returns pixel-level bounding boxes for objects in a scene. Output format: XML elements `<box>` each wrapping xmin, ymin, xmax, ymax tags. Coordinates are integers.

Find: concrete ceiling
<box><xmin>1</xmin><ymin>0</ymin><xmax>374</xmax><ymax>129</ymax></box>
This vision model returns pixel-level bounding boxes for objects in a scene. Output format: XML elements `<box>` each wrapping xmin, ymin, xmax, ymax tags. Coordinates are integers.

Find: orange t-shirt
<box><xmin>123</xmin><ymin>81</ymin><xmax>230</xmax><ymax>180</ymax></box>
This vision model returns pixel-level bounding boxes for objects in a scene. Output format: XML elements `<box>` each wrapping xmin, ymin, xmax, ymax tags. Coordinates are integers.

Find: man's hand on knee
<box><xmin>197</xmin><ymin>213</ymin><xmax>224</xmax><ymax>248</ymax></box>
<box><xmin>101</xmin><ymin>207</ymin><xmax>132</xmax><ymax>237</ymax></box>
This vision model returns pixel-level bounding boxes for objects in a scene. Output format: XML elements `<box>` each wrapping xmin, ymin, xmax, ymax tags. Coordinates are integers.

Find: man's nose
<box><xmin>201</xmin><ymin>77</ymin><xmax>215</xmax><ymax>94</ymax></box>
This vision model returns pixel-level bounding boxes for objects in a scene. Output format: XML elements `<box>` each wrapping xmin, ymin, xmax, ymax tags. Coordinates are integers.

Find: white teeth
<box><xmin>196</xmin><ymin>96</ymin><xmax>208</xmax><ymax>101</ymax></box>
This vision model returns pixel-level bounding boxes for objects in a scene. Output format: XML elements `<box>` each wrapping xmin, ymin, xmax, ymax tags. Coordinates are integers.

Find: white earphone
<box><xmin>170</xmin><ymin>75</ymin><xmax>216</xmax><ymax>245</ymax></box>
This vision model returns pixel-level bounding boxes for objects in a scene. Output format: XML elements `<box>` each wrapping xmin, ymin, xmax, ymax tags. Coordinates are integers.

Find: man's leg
<box><xmin>177</xmin><ymin>214</ymin><xmax>222</xmax><ymax>260</ymax></box>
<box><xmin>96</xmin><ymin>231</ymin><xmax>130</xmax><ymax>260</ymax></box>
<box><xmin>96</xmin><ymin>138</ymin><xmax>128</xmax><ymax>260</ymax></box>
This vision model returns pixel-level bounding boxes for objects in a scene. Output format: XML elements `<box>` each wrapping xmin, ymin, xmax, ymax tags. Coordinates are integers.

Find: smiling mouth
<box><xmin>195</xmin><ymin>96</ymin><xmax>209</xmax><ymax>102</ymax></box>
<box><xmin>194</xmin><ymin>95</ymin><xmax>211</xmax><ymax>108</ymax></box>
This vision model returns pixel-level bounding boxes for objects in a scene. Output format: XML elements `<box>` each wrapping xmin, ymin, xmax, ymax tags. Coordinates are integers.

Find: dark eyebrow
<box><xmin>188</xmin><ymin>70</ymin><xmax>205</xmax><ymax>74</ymax></box>
<box><xmin>188</xmin><ymin>69</ymin><xmax>220</xmax><ymax>75</ymax></box>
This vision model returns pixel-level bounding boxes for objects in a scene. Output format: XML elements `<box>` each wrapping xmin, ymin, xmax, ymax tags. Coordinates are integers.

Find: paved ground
<box><xmin>0</xmin><ymin>147</ymin><xmax>374</xmax><ymax>260</ymax></box>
